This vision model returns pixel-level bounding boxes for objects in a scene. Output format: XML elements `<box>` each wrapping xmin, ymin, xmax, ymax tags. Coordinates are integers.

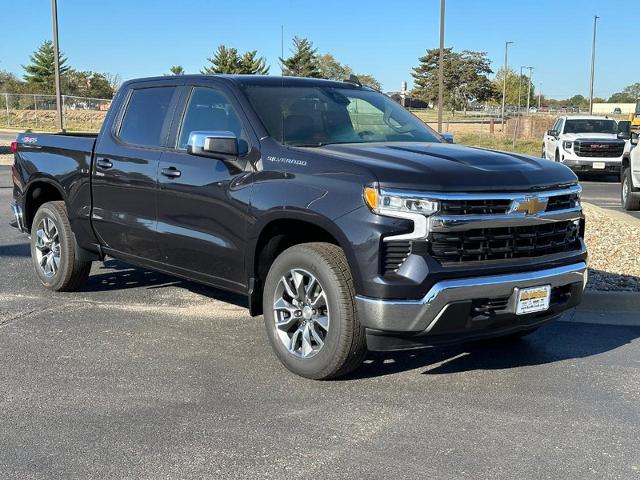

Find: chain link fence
<box><xmin>0</xmin><ymin>93</ymin><xmax>111</xmax><ymax>132</ymax></box>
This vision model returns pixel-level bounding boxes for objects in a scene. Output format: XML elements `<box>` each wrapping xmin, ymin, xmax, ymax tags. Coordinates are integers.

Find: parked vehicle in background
<box><xmin>10</xmin><ymin>75</ymin><xmax>587</xmax><ymax>380</ymax></box>
<box><xmin>621</xmin><ymin>132</ymin><xmax>640</xmax><ymax>210</ymax></box>
<box><xmin>542</xmin><ymin>116</ymin><xmax>628</xmax><ymax>176</ymax></box>
<box><xmin>627</xmin><ymin>100</ymin><xmax>640</xmax><ymax>129</ymax></box>
<box><xmin>613</xmin><ymin>107</ymin><xmax>622</xmax><ymax>115</ymax></box>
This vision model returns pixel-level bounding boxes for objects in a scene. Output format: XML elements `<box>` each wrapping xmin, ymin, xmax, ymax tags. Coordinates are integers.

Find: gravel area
<box><xmin>583</xmin><ymin>203</ymin><xmax>640</xmax><ymax>292</ymax></box>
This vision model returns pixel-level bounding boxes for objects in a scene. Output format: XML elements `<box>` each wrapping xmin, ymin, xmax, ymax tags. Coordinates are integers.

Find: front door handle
<box><xmin>96</xmin><ymin>158</ymin><xmax>113</xmax><ymax>169</ymax></box>
<box><xmin>161</xmin><ymin>167</ymin><xmax>181</xmax><ymax>178</ymax></box>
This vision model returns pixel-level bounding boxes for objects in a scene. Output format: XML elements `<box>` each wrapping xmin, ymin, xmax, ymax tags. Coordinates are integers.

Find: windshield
<box><xmin>563</xmin><ymin>119</ymin><xmax>617</xmax><ymax>134</ymax></box>
<box><xmin>241</xmin><ymin>85</ymin><xmax>441</xmax><ymax>146</ymax></box>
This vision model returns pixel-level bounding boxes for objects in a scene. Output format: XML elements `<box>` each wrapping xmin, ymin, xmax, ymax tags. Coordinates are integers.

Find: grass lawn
<box><xmin>454</xmin><ymin>133</ymin><xmax>541</xmax><ymax>157</ymax></box>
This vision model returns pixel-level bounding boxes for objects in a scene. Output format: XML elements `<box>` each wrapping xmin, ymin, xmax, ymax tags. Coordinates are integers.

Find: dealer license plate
<box><xmin>593</xmin><ymin>162</ymin><xmax>605</xmax><ymax>169</ymax></box>
<box><xmin>516</xmin><ymin>285</ymin><xmax>551</xmax><ymax>315</ymax></box>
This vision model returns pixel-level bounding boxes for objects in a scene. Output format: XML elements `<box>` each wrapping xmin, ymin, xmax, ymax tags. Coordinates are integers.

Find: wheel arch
<box><xmin>247</xmin><ymin>210</ymin><xmax>360</xmax><ymax>317</ymax></box>
<box><xmin>23</xmin><ymin>179</ymin><xmax>67</xmax><ymax>232</ymax></box>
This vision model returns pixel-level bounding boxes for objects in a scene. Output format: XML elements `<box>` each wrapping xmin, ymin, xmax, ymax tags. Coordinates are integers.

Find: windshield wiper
<box><xmin>287</xmin><ymin>142</ymin><xmax>326</xmax><ymax>147</ymax></box>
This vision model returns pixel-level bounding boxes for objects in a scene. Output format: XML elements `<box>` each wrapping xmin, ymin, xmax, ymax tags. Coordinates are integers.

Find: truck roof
<box><xmin>121</xmin><ymin>74</ymin><xmax>371</xmax><ymax>90</ymax></box>
<box><xmin>559</xmin><ymin>115</ymin><xmax>616</xmax><ymax>121</ymax></box>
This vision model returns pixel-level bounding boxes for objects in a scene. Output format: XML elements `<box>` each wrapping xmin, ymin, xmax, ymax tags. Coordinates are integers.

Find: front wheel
<box><xmin>30</xmin><ymin>201</ymin><xmax>92</xmax><ymax>291</ymax></box>
<box><xmin>554</xmin><ymin>149</ymin><xmax>560</xmax><ymax>162</ymax></box>
<box><xmin>621</xmin><ymin>167</ymin><xmax>640</xmax><ymax>210</ymax></box>
<box><xmin>262</xmin><ymin>243</ymin><xmax>367</xmax><ymax>380</ymax></box>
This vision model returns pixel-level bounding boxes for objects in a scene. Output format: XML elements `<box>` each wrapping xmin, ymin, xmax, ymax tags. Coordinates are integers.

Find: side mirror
<box><xmin>617</xmin><ymin>120</ymin><xmax>632</xmax><ymax>140</ymax></box>
<box><xmin>187</xmin><ymin>130</ymin><xmax>245</xmax><ymax>172</ymax></box>
<box><xmin>632</xmin><ymin>132</ymin><xmax>639</xmax><ymax>146</ymax></box>
<box><xmin>547</xmin><ymin>129</ymin><xmax>559</xmax><ymax>138</ymax></box>
<box><xmin>441</xmin><ymin>132</ymin><xmax>454</xmax><ymax>143</ymax></box>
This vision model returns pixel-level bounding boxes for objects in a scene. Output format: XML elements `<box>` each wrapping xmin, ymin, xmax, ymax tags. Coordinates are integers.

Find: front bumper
<box><xmin>356</xmin><ymin>262</ymin><xmax>587</xmax><ymax>349</ymax></box>
<box><xmin>10</xmin><ymin>200</ymin><xmax>25</xmax><ymax>232</ymax></box>
<box><xmin>561</xmin><ymin>155</ymin><xmax>621</xmax><ymax>173</ymax></box>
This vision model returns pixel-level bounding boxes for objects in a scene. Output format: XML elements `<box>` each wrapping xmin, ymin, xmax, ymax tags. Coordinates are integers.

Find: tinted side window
<box><xmin>177</xmin><ymin>87</ymin><xmax>246</xmax><ymax>150</ymax></box>
<box><xmin>119</xmin><ymin>87</ymin><xmax>175</xmax><ymax>147</ymax></box>
<box><xmin>557</xmin><ymin>119</ymin><xmax>564</xmax><ymax>133</ymax></box>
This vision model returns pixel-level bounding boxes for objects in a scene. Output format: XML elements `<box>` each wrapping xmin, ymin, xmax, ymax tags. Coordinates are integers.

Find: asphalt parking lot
<box><xmin>580</xmin><ymin>174</ymin><xmax>640</xmax><ymax>220</ymax></box>
<box><xmin>1</xmin><ymin>167</ymin><xmax>639</xmax><ymax>479</ymax></box>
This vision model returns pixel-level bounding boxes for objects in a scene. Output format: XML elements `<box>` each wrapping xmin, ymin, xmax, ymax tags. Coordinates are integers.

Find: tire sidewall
<box><xmin>263</xmin><ymin>246</ymin><xmax>351</xmax><ymax>379</ymax></box>
<box><xmin>30</xmin><ymin>203</ymin><xmax>72</xmax><ymax>290</ymax></box>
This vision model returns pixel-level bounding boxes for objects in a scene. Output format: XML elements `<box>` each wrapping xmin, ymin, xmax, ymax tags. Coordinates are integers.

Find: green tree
<box><xmin>413</xmin><ymin>48</ymin><xmax>493</xmax><ymax>111</ymax></box>
<box><xmin>238</xmin><ymin>50</ymin><xmax>269</xmax><ymax>75</ymax></box>
<box><xmin>202</xmin><ymin>45</ymin><xmax>269</xmax><ymax>74</ymax></box>
<box><xmin>280</xmin><ymin>37</ymin><xmax>321</xmax><ymax>77</ymax></box>
<box><xmin>23</xmin><ymin>40</ymin><xmax>70</xmax><ymax>90</ymax></box>
<box><xmin>622</xmin><ymin>82</ymin><xmax>640</xmax><ymax>100</ymax></box>
<box><xmin>317</xmin><ymin>53</ymin><xmax>351</xmax><ymax>80</ymax></box>
<box><xmin>356</xmin><ymin>74</ymin><xmax>382</xmax><ymax>91</ymax></box>
<box><xmin>63</xmin><ymin>71</ymin><xmax>115</xmax><ymax>98</ymax></box>
<box><xmin>490</xmin><ymin>68</ymin><xmax>535</xmax><ymax>108</ymax></box>
<box><xmin>169</xmin><ymin>65</ymin><xmax>185</xmax><ymax>75</ymax></box>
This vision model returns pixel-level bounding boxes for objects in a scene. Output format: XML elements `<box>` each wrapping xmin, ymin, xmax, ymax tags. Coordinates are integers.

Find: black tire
<box><xmin>30</xmin><ymin>201</ymin><xmax>92</xmax><ymax>291</ymax></box>
<box><xmin>262</xmin><ymin>242</ymin><xmax>367</xmax><ymax>380</ymax></box>
<box><xmin>541</xmin><ymin>145</ymin><xmax>546</xmax><ymax>158</ymax></box>
<box><xmin>554</xmin><ymin>149</ymin><xmax>560</xmax><ymax>162</ymax></box>
<box><xmin>621</xmin><ymin>167</ymin><xmax>640</xmax><ymax>211</ymax></box>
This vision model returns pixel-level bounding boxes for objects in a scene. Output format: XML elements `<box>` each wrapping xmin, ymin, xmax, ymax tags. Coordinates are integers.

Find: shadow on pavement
<box><xmin>0</xmin><ymin>243</ymin><xmax>30</xmax><ymax>257</ymax></box>
<box><xmin>344</xmin><ymin>321</ymin><xmax>640</xmax><ymax>380</ymax></box>
<box><xmin>81</xmin><ymin>259</ymin><xmax>248</xmax><ymax>309</ymax></box>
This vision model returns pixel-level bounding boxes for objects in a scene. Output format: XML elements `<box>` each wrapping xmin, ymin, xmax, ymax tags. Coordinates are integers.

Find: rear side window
<box><xmin>119</xmin><ymin>87</ymin><xmax>175</xmax><ymax>147</ymax></box>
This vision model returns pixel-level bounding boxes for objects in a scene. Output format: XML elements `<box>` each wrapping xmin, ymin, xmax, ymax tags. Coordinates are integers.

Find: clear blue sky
<box><xmin>1</xmin><ymin>0</ymin><xmax>633</xmax><ymax>99</ymax></box>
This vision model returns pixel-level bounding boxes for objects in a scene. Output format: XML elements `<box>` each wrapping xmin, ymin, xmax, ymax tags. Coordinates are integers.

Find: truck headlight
<box><xmin>363</xmin><ymin>186</ymin><xmax>439</xmax><ymax>241</ymax></box>
<box><xmin>563</xmin><ymin>140</ymin><xmax>573</xmax><ymax>150</ymax></box>
<box><xmin>364</xmin><ymin>187</ymin><xmax>439</xmax><ymax>216</ymax></box>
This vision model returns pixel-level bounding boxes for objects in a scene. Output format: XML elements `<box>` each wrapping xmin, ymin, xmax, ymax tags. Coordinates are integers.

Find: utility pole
<box><xmin>437</xmin><ymin>0</ymin><xmax>445</xmax><ymax>133</ymax></box>
<box><xmin>512</xmin><ymin>66</ymin><xmax>524</xmax><ymax>147</ymax></box>
<box><xmin>51</xmin><ymin>0</ymin><xmax>64</xmax><ymax>132</ymax></box>
<box><xmin>526</xmin><ymin>66</ymin><xmax>533</xmax><ymax>113</ymax></box>
<box><xmin>501</xmin><ymin>41</ymin><xmax>513</xmax><ymax>129</ymax></box>
<box><xmin>280</xmin><ymin>25</ymin><xmax>284</xmax><ymax>76</ymax></box>
<box><xmin>589</xmin><ymin>15</ymin><xmax>599</xmax><ymax>114</ymax></box>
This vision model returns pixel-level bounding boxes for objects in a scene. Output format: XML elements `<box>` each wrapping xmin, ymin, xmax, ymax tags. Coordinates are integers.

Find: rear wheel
<box><xmin>30</xmin><ymin>201</ymin><xmax>91</xmax><ymax>291</ymax></box>
<box><xmin>621</xmin><ymin>167</ymin><xmax>640</xmax><ymax>210</ymax></box>
<box><xmin>262</xmin><ymin>242</ymin><xmax>367</xmax><ymax>380</ymax></box>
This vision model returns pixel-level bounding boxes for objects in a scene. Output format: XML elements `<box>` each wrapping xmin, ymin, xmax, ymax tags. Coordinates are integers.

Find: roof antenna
<box><xmin>344</xmin><ymin>74</ymin><xmax>362</xmax><ymax>87</ymax></box>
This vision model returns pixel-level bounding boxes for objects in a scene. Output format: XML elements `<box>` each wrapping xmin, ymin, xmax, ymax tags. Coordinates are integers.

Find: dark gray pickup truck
<box><xmin>10</xmin><ymin>75</ymin><xmax>587</xmax><ymax>379</ymax></box>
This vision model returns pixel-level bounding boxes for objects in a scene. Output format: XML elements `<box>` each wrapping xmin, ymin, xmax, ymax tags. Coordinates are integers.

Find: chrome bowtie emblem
<box><xmin>509</xmin><ymin>196</ymin><xmax>548</xmax><ymax>215</ymax></box>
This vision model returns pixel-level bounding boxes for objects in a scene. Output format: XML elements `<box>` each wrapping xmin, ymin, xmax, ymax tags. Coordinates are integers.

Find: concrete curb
<box><xmin>561</xmin><ymin>291</ymin><xmax>640</xmax><ymax>326</ymax></box>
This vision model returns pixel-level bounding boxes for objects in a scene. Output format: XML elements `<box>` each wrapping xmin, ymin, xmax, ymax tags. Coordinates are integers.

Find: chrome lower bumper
<box><xmin>10</xmin><ymin>200</ymin><xmax>26</xmax><ymax>232</ymax></box>
<box><xmin>355</xmin><ymin>262</ymin><xmax>587</xmax><ymax>333</ymax></box>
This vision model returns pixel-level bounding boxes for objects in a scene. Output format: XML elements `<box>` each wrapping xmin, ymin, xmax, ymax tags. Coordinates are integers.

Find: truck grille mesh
<box><xmin>428</xmin><ymin>220</ymin><xmax>581</xmax><ymax>263</ymax></box>
<box><xmin>574</xmin><ymin>141</ymin><xmax>624</xmax><ymax>158</ymax></box>
<box><xmin>382</xmin><ymin>240</ymin><xmax>411</xmax><ymax>275</ymax></box>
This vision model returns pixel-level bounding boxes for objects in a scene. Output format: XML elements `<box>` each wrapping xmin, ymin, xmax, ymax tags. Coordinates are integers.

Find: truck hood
<box><xmin>562</xmin><ymin>132</ymin><xmax>620</xmax><ymax>141</ymax></box>
<box><xmin>315</xmin><ymin>142</ymin><xmax>577</xmax><ymax>192</ymax></box>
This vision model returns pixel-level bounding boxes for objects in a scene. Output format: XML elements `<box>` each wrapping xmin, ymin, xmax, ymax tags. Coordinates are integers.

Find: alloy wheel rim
<box><xmin>272</xmin><ymin>268</ymin><xmax>329</xmax><ymax>358</ymax></box>
<box><xmin>35</xmin><ymin>216</ymin><xmax>61</xmax><ymax>278</ymax></box>
<box><xmin>623</xmin><ymin>176</ymin><xmax>629</xmax><ymax>203</ymax></box>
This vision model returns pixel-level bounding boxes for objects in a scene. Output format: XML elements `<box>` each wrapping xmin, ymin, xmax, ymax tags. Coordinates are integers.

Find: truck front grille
<box><xmin>574</xmin><ymin>141</ymin><xmax>624</xmax><ymax>158</ymax></box>
<box><xmin>439</xmin><ymin>199</ymin><xmax>512</xmax><ymax>215</ymax></box>
<box><xmin>546</xmin><ymin>192</ymin><xmax>580</xmax><ymax>211</ymax></box>
<box><xmin>428</xmin><ymin>220</ymin><xmax>581</xmax><ymax>263</ymax></box>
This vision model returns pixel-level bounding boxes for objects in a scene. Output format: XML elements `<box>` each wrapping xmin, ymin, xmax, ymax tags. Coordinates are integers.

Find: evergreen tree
<box><xmin>202</xmin><ymin>45</ymin><xmax>269</xmax><ymax>74</ymax></box>
<box><xmin>23</xmin><ymin>40</ymin><xmax>70</xmax><ymax>88</ymax></box>
<box><xmin>239</xmin><ymin>50</ymin><xmax>269</xmax><ymax>75</ymax></box>
<box><xmin>280</xmin><ymin>37</ymin><xmax>320</xmax><ymax>78</ymax></box>
<box><xmin>169</xmin><ymin>65</ymin><xmax>185</xmax><ymax>75</ymax></box>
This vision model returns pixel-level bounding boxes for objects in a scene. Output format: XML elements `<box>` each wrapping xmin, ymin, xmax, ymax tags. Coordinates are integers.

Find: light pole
<box><xmin>526</xmin><ymin>66</ymin><xmax>533</xmax><ymax>113</ymax></box>
<box><xmin>501</xmin><ymin>41</ymin><xmax>513</xmax><ymax>129</ymax></box>
<box><xmin>437</xmin><ymin>0</ymin><xmax>446</xmax><ymax>133</ymax></box>
<box><xmin>588</xmin><ymin>15</ymin><xmax>599</xmax><ymax>114</ymax></box>
<box><xmin>51</xmin><ymin>0</ymin><xmax>64</xmax><ymax>132</ymax></box>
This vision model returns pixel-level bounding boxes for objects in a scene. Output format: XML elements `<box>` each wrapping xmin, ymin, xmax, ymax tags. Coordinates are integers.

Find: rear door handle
<box><xmin>161</xmin><ymin>167</ymin><xmax>181</xmax><ymax>178</ymax></box>
<box><xmin>96</xmin><ymin>158</ymin><xmax>113</xmax><ymax>169</ymax></box>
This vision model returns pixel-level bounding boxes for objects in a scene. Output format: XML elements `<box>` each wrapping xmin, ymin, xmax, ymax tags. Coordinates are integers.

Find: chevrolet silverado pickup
<box><xmin>10</xmin><ymin>75</ymin><xmax>588</xmax><ymax>379</ymax></box>
<box><xmin>542</xmin><ymin>115</ymin><xmax>628</xmax><ymax>177</ymax></box>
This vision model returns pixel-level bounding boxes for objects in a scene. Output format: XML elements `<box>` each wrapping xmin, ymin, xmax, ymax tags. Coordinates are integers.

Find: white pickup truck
<box><xmin>622</xmin><ymin>133</ymin><xmax>640</xmax><ymax>210</ymax></box>
<box><xmin>542</xmin><ymin>116</ymin><xmax>628</xmax><ymax>177</ymax></box>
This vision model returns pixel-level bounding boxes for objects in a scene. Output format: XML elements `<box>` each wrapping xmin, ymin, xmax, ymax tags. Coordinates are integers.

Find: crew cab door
<box><xmin>156</xmin><ymin>83</ymin><xmax>255</xmax><ymax>291</ymax></box>
<box><xmin>92</xmin><ymin>83</ymin><xmax>180</xmax><ymax>259</ymax></box>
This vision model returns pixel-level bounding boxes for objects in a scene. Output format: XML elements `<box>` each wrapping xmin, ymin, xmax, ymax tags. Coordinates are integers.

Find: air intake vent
<box><xmin>382</xmin><ymin>240</ymin><xmax>411</xmax><ymax>275</ymax></box>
